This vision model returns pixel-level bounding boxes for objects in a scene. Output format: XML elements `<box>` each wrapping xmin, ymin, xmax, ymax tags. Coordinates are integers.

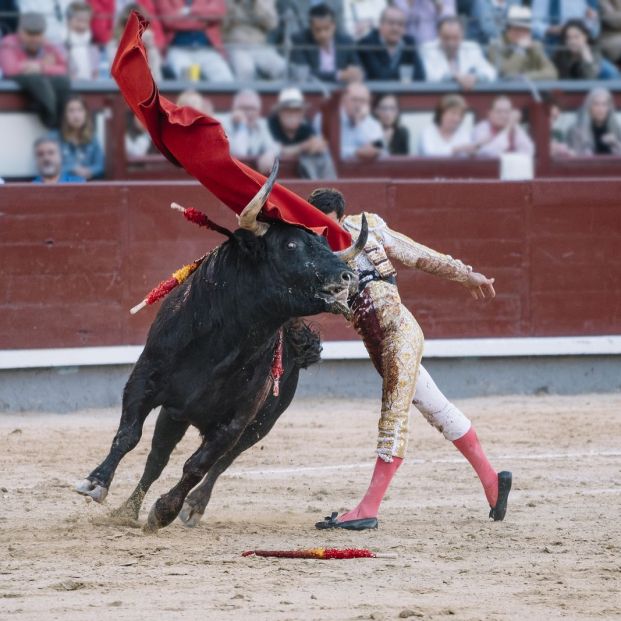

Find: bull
<box><xmin>75</xmin><ymin>163</ymin><xmax>367</xmax><ymax>532</ymax></box>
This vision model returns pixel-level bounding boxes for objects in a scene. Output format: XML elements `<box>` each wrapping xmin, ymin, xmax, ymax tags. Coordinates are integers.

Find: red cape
<box><xmin>111</xmin><ymin>12</ymin><xmax>352</xmax><ymax>251</ymax></box>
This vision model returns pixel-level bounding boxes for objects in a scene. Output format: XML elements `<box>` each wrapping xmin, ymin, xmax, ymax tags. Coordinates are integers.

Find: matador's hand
<box><xmin>463</xmin><ymin>272</ymin><xmax>496</xmax><ymax>300</ymax></box>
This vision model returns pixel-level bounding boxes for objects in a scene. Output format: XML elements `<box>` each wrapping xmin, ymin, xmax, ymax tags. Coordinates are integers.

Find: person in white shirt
<box><xmin>472</xmin><ymin>95</ymin><xmax>535</xmax><ymax>157</ymax></box>
<box><xmin>342</xmin><ymin>0</ymin><xmax>387</xmax><ymax>38</ymax></box>
<box><xmin>221</xmin><ymin>89</ymin><xmax>278</xmax><ymax>175</ymax></box>
<box><xmin>418</xmin><ymin>94</ymin><xmax>476</xmax><ymax>156</ymax></box>
<box><xmin>339</xmin><ymin>81</ymin><xmax>383</xmax><ymax>161</ymax></box>
<box><xmin>66</xmin><ymin>2</ymin><xmax>100</xmax><ymax>80</ymax></box>
<box><xmin>421</xmin><ymin>16</ymin><xmax>497</xmax><ymax>88</ymax></box>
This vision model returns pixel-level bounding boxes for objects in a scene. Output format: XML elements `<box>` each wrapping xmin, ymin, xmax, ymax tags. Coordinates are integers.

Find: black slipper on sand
<box><xmin>315</xmin><ymin>511</ymin><xmax>378</xmax><ymax>531</ymax></box>
<box><xmin>489</xmin><ymin>471</ymin><xmax>512</xmax><ymax>521</ymax></box>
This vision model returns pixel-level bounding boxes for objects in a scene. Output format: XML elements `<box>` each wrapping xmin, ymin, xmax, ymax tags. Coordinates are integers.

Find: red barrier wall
<box><xmin>1</xmin><ymin>179</ymin><xmax>619</xmax><ymax>350</ymax></box>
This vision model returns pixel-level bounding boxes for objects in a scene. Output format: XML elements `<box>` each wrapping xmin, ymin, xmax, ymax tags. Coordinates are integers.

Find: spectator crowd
<box><xmin>0</xmin><ymin>0</ymin><xmax>619</xmax><ymax>182</ymax></box>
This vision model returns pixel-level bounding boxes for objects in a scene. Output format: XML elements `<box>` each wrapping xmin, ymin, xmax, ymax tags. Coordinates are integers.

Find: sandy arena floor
<box><xmin>1</xmin><ymin>393</ymin><xmax>620</xmax><ymax>621</ymax></box>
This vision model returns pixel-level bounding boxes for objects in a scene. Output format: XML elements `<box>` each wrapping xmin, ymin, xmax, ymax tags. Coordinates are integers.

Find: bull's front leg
<box><xmin>75</xmin><ymin>368</ymin><xmax>156</xmax><ymax>503</ymax></box>
<box><xmin>144</xmin><ymin>412</ymin><xmax>254</xmax><ymax>532</ymax></box>
<box><xmin>112</xmin><ymin>408</ymin><xmax>190</xmax><ymax>520</ymax></box>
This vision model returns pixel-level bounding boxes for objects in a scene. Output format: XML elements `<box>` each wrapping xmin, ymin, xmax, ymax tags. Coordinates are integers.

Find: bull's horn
<box><xmin>238</xmin><ymin>158</ymin><xmax>279</xmax><ymax>236</ymax></box>
<box><xmin>335</xmin><ymin>213</ymin><xmax>368</xmax><ymax>261</ymax></box>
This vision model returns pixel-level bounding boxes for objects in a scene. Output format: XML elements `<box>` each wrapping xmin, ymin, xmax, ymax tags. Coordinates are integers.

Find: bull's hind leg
<box><xmin>112</xmin><ymin>408</ymin><xmax>190</xmax><ymax>520</ymax></box>
<box><xmin>144</xmin><ymin>409</ymin><xmax>257</xmax><ymax>532</ymax></box>
<box><xmin>180</xmin><ymin>375</ymin><xmax>298</xmax><ymax>527</ymax></box>
<box><xmin>76</xmin><ymin>366</ymin><xmax>156</xmax><ymax>503</ymax></box>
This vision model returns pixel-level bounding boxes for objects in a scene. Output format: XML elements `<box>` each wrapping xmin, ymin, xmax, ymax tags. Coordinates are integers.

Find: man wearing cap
<box><xmin>268</xmin><ymin>87</ymin><xmax>336</xmax><ymax>179</ymax></box>
<box><xmin>488</xmin><ymin>6</ymin><xmax>558</xmax><ymax>80</ymax></box>
<box><xmin>0</xmin><ymin>12</ymin><xmax>70</xmax><ymax>128</ymax></box>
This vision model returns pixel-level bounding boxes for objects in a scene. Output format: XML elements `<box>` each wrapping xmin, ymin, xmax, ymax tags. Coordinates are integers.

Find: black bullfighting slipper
<box><xmin>489</xmin><ymin>471</ymin><xmax>512</xmax><ymax>521</ymax></box>
<box><xmin>315</xmin><ymin>511</ymin><xmax>378</xmax><ymax>531</ymax></box>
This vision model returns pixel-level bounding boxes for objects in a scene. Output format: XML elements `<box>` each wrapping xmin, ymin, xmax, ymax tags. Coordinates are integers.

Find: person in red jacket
<box><xmin>153</xmin><ymin>0</ymin><xmax>233</xmax><ymax>81</ymax></box>
<box><xmin>0</xmin><ymin>12</ymin><xmax>70</xmax><ymax>128</ymax></box>
<box><xmin>89</xmin><ymin>0</ymin><xmax>166</xmax><ymax>51</ymax></box>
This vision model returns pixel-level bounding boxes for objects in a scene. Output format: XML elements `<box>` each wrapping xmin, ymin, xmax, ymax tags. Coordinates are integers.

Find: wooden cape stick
<box><xmin>242</xmin><ymin>548</ymin><xmax>398</xmax><ymax>560</ymax></box>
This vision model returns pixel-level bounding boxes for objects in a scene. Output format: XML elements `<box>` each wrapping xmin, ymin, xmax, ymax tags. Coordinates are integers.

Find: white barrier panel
<box><xmin>1</xmin><ymin>335</ymin><xmax>620</xmax><ymax>370</ymax></box>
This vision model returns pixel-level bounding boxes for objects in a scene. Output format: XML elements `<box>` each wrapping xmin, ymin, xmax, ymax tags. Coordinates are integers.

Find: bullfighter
<box><xmin>309</xmin><ymin>188</ymin><xmax>512</xmax><ymax>530</ymax></box>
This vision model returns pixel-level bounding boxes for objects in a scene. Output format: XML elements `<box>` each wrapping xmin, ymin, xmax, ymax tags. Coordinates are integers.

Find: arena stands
<box><xmin>0</xmin><ymin>1</ymin><xmax>620</xmax><ymax>181</ymax></box>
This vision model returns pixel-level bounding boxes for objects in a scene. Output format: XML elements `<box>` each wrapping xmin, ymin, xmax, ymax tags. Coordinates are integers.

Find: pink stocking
<box><xmin>338</xmin><ymin>456</ymin><xmax>403</xmax><ymax>522</ymax></box>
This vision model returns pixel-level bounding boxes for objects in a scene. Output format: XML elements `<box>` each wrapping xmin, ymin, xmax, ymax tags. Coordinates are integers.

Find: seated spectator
<box><xmin>290</xmin><ymin>3</ymin><xmax>362</xmax><ymax>83</ymax></box>
<box><xmin>270</xmin><ymin>0</ymin><xmax>345</xmax><ymax>44</ymax></box>
<box><xmin>417</xmin><ymin>94</ymin><xmax>474</xmax><ymax>156</ymax></box>
<box><xmin>0</xmin><ymin>13</ymin><xmax>70</xmax><ymax>129</ymax></box>
<box><xmin>339</xmin><ymin>81</ymin><xmax>383</xmax><ymax>161</ymax></box>
<box><xmin>107</xmin><ymin>4</ymin><xmax>163</xmax><ymax>82</ymax></box>
<box><xmin>553</xmin><ymin>19</ymin><xmax>620</xmax><ymax>79</ymax></box>
<box><xmin>357</xmin><ymin>6</ymin><xmax>425</xmax><ymax>81</ymax></box>
<box><xmin>373</xmin><ymin>93</ymin><xmax>409</xmax><ymax>155</ymax></box>
<box><xmin>268</xmin><ymin>87</ymin><xmax>336</xmax><ymax>179</ymax></box>
<box><xmin>125</xmin><ymin>111</ymin><xmax>156</xmax><ymax>157</ymax></box>
<box><xmin>472</xmin><ymin>95</ymin><xmax>535</xmax><ymax>157</ymax></box>
<box><xmin>393</xmin><ymin>0</ymin><xmax>455</xmax><ymax>45</ymax></box>
<box><xmin>224</xmin><ymin>0</ymin><xmax>286</xmax><ymax>81</ymax></box>
<box><xmin>567</xmin><ymin>87</ymin><xmax>621</xmax><ymax>155</ymax></box>
<box><xmin>421</xmin><ymin>16</ymin><xmax>497</xmax><ymax>88</ymax></box>
<box><xmin>600</xmin><ymin>0</ymin><xmax>621</xmax><ymax>63</ymax></box>
<box><xmin>549</xmin><ymin>101</ymin><xmax>575</xmax><ymax>157</ymax></box>
<box><xmin>65</xmin><ymin>2</ymin><xmax>100</xmax><ymax>80</ymax></box>
<box><xmin>488</xmin><ymin>6</ymin><xmax>558</xmax><ymax>81</ymax></box>
<box><xmin>18</xmin><ymin>0</ymin><xmax>73</xmax><ymax>46</ymax></box>
<box><xmin>221</xmin><ymin>89</ymin><xmax>278</xmax><ymax>174</ymax></box>
<box><xmin>32</xmin><ymin>137</ymin><xmax>85</xmax><ymax>183</ymax></box>
<box><xmin>154</xmin><ymin>0</ymin><xmax>233</xmax><ymax>82</ymax></box>
<box><xmin>466</xmin><ymin>0</ymin><xmax>524</xmax><ymax>45</ymax></box>
<box><xmin>342</xmin><ymin>0</ymin><xmax>385</xmax><ymax>39</ymax></box>
<box><xmin>0</xmin><ymin>0</ymin><xmax>19</xmax><ymax>37</ymax></box>
<box><xmin>532</xmin><ymin>0</ymin><xmax>600</xmax><ymax>48</ymax></box>
<box><xmin>50</xmin><ymin>96</ymin><xmax>105</xmax><ymax>180</ymax></box>
<box><xmin>177</xmin><ymin>89</ymin><xmax>215</xmax><ymax>115</ymax></box>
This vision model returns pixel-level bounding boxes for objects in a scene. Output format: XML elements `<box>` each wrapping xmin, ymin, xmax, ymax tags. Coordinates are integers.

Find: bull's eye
<box><xmin>287</xmin><ymin>241</ymin><xmax>297</xmax><ymax>250</ymax></box>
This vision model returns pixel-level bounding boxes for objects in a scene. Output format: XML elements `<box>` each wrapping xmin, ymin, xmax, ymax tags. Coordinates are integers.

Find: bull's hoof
<box><xmin>75</xmin><ymin>479</ymin><xmax>108</xmax><ymax>503</ymax></box>
<box><xmin>179</xmin><ymin>501</ymin><xmax>205</xmax><ymax>528</ymax></box>
<box><xmin>144</xmin><ymin>498</ymin><xmax>178</xmax><ymax>533</ymax></box>
<box><xmin>143</xmin><ymin>505</ymin><xmax>161</xmax><ymax>534</ymax></box>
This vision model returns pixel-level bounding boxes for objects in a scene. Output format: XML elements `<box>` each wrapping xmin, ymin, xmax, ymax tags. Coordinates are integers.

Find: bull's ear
<box><xmin>233</xmin><ymin>229</ymin><xmax>268</xmax><ymax>262</ymax></box>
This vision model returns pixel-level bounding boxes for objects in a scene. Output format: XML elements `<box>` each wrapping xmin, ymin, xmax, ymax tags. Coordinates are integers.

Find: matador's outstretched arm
<box><xmin>378</xmin><ymin>223</ymin><xmax>496</xmax><ymax>300</ymax></box>
<box><xmin>379</xmin><ymin>226</ymin><xmax>472</xmax><ymax>282</ymax></box>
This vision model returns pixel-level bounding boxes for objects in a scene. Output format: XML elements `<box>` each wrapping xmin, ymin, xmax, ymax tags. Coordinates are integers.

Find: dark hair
<box><xmin>309</xmin><ymin>3</ymin><xmax>335</xmax><ymax>21</ymax></box>
<box><xmin>433</xmin><ymin>94</ymin><xmax>467</xmax><ymax>126</ymax></box>
<box><xmin>373</xmin><ymin>93</ymin><xmax>400</xmax><ymax>129</ymax></box>
<box><xmin>561</xmin><ymin>19</ymin><xmax>593</xmax><ymax>45</ymax></box>
<box><xmin>437</xmin><ymin>15</ymin><xmax>462</xmax><ymax>32</ymax></box>
<box><xmin>307</xmin><ymin>187</ymin><xmax>346</xmax><ymax>220</ymax></box>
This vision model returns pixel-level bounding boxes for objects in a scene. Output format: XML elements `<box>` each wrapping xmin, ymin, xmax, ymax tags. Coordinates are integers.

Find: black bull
<box><xmin>76</xmin><ymin>198</ymin><xmax>367</xmax><ymax>532</ymax></box>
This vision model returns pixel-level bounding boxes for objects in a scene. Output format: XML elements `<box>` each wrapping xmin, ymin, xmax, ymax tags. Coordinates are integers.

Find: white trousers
<box><xmin>413</xmin><ymin>364</ymin><xmax>472</xmax><ymax>442</ymax></box>
<box><xmin>228</xmin><ymin>46</ymin><xmax>287</xmax><ymax>81</ymax></box>
<box><xmin>167</xmin><ymin>47</ymin><xmax>234</xmax><ymax>82</ymax></box>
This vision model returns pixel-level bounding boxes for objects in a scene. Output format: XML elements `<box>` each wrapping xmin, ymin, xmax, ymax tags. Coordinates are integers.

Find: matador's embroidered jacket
<box><xmin>340</xmin><ymin>213</ymin><xmax>472</xmax><ymax>461</ymax></box>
